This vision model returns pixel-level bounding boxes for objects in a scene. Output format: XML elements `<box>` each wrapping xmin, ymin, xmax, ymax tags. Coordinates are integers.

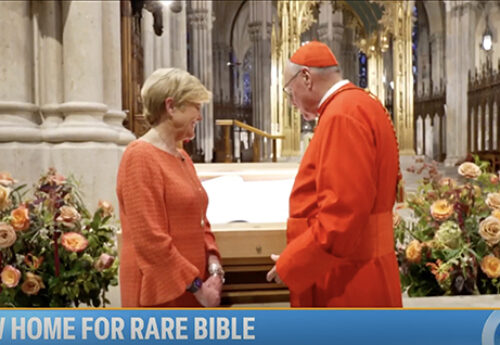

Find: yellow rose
<box><xmin>56</xmin><ymin>206</ymin><xmax>81</xmax><ymax>229</ymax></box>
<box><xmin>492</xmin><ymin>209</ymin><xmax>500</xmax><ymax>221</ymax></box>
<box><xmin>61</xmin><ymin>232</ymin><xmax>88</xmax><ymax>252</ymax></box>
<box><xmin>0</xmin><ymin>223</ymin><xmax>17</xmax><ymax>249</ymax></box>
<box><xmin>1</xmin><ymin>265</ymin><xmax>21</xmax><ymax>288</ymax></box>
<box><xmin>480</xmin><ymin>255</ymin><xmax>500</xmax><ymax>279</ymax></box>
<box><xmin>479</xmin><ymin>216</ymin><xmax>500</xmax><ymax>246</ymax></box>
<box><xmin>430</xmin><ymin>199</ymin><xmax>454</xmax><ymax>221</ymax></box>
<box><xmin>97</xmin><ymin>200</ymin><xmax>114</xmax><ymax>217</ymax></box>
<box><xmin>405</xmin><ymin>240</ymin><xmax>423</xmax><ymax>263</ymax></box>
<box><xmin>458</xmin><ymin>162</ymin><xmax>481</xmax><ymax>179</ymax></box>
<box><xmin>0</xmin><ymin>185</ymin><xmax>11</xmax><ymax>212</ymax></box>
<box><xmin>486</xmin><ymin>193</ymin><xmax>500</xmax><ymax>210</ymax></box>
<box><xmin>10</xmin><ymin>205</ymin><xmax>30</xmax><ymax>231</ymax></box>
<box><xmin>0</xmin><ymin>172</ymin><xmax>15</xmax><ymax>187</ymax></box>
<box><xmin>21</xmin><ymin>272</ymin><xmax>45</xmax><ymax>295</ymax></box>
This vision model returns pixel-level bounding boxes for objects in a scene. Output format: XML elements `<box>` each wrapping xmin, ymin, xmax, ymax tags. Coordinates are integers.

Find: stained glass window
<box><xmin>358</xmin><ymin>51</ymin><xmax>367</xmax><ymax>88</ymax></box>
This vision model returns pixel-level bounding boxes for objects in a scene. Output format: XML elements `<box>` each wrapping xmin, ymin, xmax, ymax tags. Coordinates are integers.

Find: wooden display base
<box><xmin>212</xmin><ymin>222</ymin><xmax>288</xmax><ymax>306</ymax></box>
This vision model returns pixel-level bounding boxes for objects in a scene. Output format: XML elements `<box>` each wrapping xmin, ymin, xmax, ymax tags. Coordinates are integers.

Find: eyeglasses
<box><xmin>282</xmin><ymin>70</ymin><xmax>302</xmax><ymax>97</ymax></box>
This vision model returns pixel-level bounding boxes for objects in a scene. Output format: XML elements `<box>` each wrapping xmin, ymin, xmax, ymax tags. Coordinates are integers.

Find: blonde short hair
<box><xmin>141</xmin><ymin>68</ymin><xmax>212</xmax><ymax>126</ymax></box>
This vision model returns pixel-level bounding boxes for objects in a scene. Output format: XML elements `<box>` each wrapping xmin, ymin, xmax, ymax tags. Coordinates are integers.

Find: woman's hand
<box><xmin>193</xmin><ymin>275</ymin><xmax>222</xmax><ymax>307</ymax></box>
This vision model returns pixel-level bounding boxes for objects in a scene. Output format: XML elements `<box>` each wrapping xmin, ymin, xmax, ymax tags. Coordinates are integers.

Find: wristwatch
<box><xmin>186</xmin><ymin>277</ymin><xmax>203</xmax><ymax>293</ymax></box>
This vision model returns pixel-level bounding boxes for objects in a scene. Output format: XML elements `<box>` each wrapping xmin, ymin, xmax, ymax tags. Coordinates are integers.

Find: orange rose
<box><xmin>10</xmin><ymin>205</ymin><xmax>30</xmax><ymax>231</ymax></box>
<box><xmin>21</xmin><ymin>272</ymin><xmax>45</xmax><ymax>295</ymax></box>
<box><xmin>430</xmin><ymin>199</ymin><xmax>454</xmax><ymax>221</ymax></box>
<box><xmin>0</xmin><ymin>185</ymin><xmax>11</xmax><ymax>211</ymax></box>
<box><xmin>0</xmin><ymin>172</ymin><xmax>16</xmax><ymax>187</ymax></box>
<box><xmin>1</xmin><ymin>265</ymin><xmax>21</xmax><ymax>288</ymax></box>
<box><xmin>56</xmin><ymin>206</ymin><xmax>81</xmax><ymax>229</ymax></box>
<box><xmin>61</xmin><ymin>232</ymin><xmax>88</xmax><ymax>252</ymax></box>
<box><xmin>0</xmin><ymin>223</ymin><xmax>16</xmax><ymax>249</ymax></box>
<box><xmin>486</xmin><ymin>193</ymin><xmax>500</xmax><ymax>210</ymax></box>
<box><xmin>405</xmin><ymin>240</ymin><xmax>423</xmax><ymax>263</ymax></box>
<box><xmin>94</xmin><ymin>253</ymin><xmax>115</xmax><ymax>271</ymax></box>
<box><xmin>480</xmin><ymin>255</ymin><xmax>500</xmax><ymax>279</ymax></box>
<box><xmin>479</xmin><ymin>216</ymin><xmax>500</xmax><ymax>246</ymax></box>
<box><xmin>458</xmin><ymin>162</ymin><xmax>481</xmax><ymax>179</ymax></box>
<box><xmin>97</xmin><ymin>200</ymin><xmax>114</xmax><ymax>217</ymax></box>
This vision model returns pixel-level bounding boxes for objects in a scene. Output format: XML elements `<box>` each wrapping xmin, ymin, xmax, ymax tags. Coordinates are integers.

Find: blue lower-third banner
<box><xmin>0</xmin><ymin>309</ymin><xmax>498</xmax><ymax>345</ymax></box>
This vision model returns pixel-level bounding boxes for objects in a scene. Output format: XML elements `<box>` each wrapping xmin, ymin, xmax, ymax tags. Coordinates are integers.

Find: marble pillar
<box><xmin>249</xmin><ymin>1</ymin><xmax>272</xmax><ymax>160</ymax></box>
<box><xmin>0</xmin><ymin>1</ymin><xmax>40</xmax><ymax>142</ymax></box>
<box><xmin>102</xmin><ymin>1</ymin><xmax>135</xmax><ymax>145</ymax></box>
<box><xmin>430</xmin><ymin>32</ymin><xmax>445</xmax><ymax>92</ymax></box>
<box><xmin>444</xmin><ymin>1</ymin><xmax>476</xmax><ymax>165</ymax></box>
<box><xmin>52</xmin><ymin>1</ymin><xmax>118</xmax><ymax>143</ymax></box>
<box><xmin>318</xmin><ymin>2</ymin><xmax>344</xmax><ymax>66</ymax></box>
<box><xmin>169</xmin><ymin>2</ymin><xmax>188</xmax><ymax>70</ymax></box>
<box><xmin>142</xmin><ymin>9</ymin><xmax>155</xmax><ymax>79</ymax></box>
<box><xmin>188</xmin><ymin>1</ymin><xmax>214</xmax><ymax>162</ymax></box>
<box><xmin>37</xmin><ymin>0</ymin><xmax>65</xmax><ymax>140</ymax></box>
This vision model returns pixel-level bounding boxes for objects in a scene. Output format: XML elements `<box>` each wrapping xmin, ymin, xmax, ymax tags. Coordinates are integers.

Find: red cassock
<box><xmin>276</xmin><ymin>83</ymin><xmax>402</xmax><ymax>307</ymax></box>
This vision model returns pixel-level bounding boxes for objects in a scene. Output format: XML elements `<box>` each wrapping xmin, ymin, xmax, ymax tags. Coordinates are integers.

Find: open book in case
<box><xmin>195</xmin><ymin>162</ymin><xmax>298</xmax><ymax>306</ymax></box>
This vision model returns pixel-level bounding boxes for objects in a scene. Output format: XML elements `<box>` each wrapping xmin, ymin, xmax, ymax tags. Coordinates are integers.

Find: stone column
<box><xmin>102</xmin><ymin>0</ymin><xmax>135</xmax><ymax>145</ymax></box>
<box><xmin>37</xmin><ymin>1</ymin><xmax>64</xmax><ymax>140</ymax></box>
<box><xmin>188</xmin><ymin>1</ymin><xmax>214</xmax><ymax>162</ymax></box>
<box><xmin>342</xmin><ymin>26</ymin><xmax>358</xmax><ymax>83</ymax></box>
<box><xmin>249</xmin><ymin>1</ymin><xmax>272</xmax><ymax>160</ymax></box>
<box><xmin>0</xmin><ymin>1</ymin><xmax>40</xmax><ymax>142</ymax></box>
<box><xmin>213</xmin><ymin>43</ymin><xmax>231</xmax><ymax>104</ymax></box>
<box><xmin>444</xmin><ymin>1</ymin><xmax>476</xmax><ymax>165</ymax></box>
<box><xmin>169</xmin><ymin>2</ymin><xmax>188</xmax><ymax>70</ymax></box>
<box><xmin>142</xmin><ymin>9</ymin><xmax>155</xmax><ymax>79</ymax></box>
<box><xmin>318</xmin><ymin>2</ymin><xmax>344</xmax><ymax>65</ymax></box>
<box><xmin>430</xmin><ymin>32</ymin><xmax>445</xmax><ymax>93</ymax></box>
<box><xmin>54</xmin><ymin>1</ymin><xmax>117</xmax><ymax>143</ymax></box>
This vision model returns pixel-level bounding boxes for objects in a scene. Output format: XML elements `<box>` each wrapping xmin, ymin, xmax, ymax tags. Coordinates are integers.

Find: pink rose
<box><xmin>94</xmin><ymin>253</ymin><xmax>115</xmax><ymax>271</ymax></box>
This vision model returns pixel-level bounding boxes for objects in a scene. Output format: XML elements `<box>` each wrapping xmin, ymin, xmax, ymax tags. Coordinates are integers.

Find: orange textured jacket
<box><xmin>276</xmin><ymin>83</ymin><xmax>402</xmax><ymax>307</ymax></box>
<box><xmin>116</xmin><ymin>141</ymin><xmax>220</xmax><ymax>307</ymax></box>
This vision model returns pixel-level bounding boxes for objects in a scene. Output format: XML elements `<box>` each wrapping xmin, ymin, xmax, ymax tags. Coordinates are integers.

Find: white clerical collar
<box><xmin>318</xmin><ymin>79</ymin><xmax>350</xmax><ymax>110</ymax></box>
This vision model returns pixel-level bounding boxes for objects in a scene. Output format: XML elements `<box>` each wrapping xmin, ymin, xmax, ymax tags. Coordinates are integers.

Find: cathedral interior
<box><xmin>1</xmin><ymin>0</ymin><xmax>500</xmax><ymax>306</ymax></box>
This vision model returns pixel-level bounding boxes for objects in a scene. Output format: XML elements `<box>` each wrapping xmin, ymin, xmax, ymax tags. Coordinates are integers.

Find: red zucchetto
<box><xmin>290</xmin><ymin>41</ymin><xmax>338</xmax><ymax>67</ymax></box>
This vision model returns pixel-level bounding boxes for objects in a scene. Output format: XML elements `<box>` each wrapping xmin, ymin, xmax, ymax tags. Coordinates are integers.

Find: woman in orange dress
<box><xmin>117</xmin><ymin>68</ymin><xmax>223</xmax><ymax>307</ymax></box>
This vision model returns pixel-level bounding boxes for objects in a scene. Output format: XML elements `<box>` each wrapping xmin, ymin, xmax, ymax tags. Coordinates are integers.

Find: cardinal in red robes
<box><xmin>267</xmin><ymin>41</ymin><xmax>402</xmax><ymax>307</ymax></box>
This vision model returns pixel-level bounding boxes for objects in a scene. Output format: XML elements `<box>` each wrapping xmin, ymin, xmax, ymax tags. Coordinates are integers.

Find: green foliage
<box><xmin>0</xmin><ymin>169</ymin><xmax>118</xmax><ymax>307</ymax></box>
<box><xmin>395</xmin><ymin>158</ymin><xmax>500</xmax><ymax>296</ymax></box>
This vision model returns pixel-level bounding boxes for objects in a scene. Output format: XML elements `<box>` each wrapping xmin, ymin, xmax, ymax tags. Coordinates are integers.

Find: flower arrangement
<box><xmin>395</xmin><ymin>158</ymin><xmax>500</xmax><ymax>296</ymax></box>
<box><xmin>0</xmin><ymin>169</ymin><xmax>118</xmax><ymax>307</ymax></box>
